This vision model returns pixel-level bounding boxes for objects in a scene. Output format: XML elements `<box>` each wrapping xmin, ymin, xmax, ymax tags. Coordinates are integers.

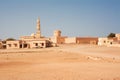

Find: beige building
<box><xmin>7</xmin><ymin>40</ymin><xmax>21</xmax><ymax>49</ymax></box>
<box><xmin>65</xmin><ymin>37</ymin><xmax>76</xmax><ymax>44</ymax></box>
<box><xmin>65</xmin><ymin>37</ymin><xmax>98</xmax><ymax>44</ymax></box>
<box><xmin>50</xmin><ymin>30</ymin><xmax>98</xmax><ymax>45</ymax></box>
<box><xmin>98</xmin><ymin>33</ymin><xmax>120</xmax><ymax>47</ymax></box>
<box><xmin>50</xmin><ymin>30</ymin><xmax>67</xmax><ymax>44</ymax></box>
<box><xmin>2</xmin><ymin>17</ymin><xmax>120</xmax><ymax>49</ymax></box>
<box><xmin>98</xmin><ymin>38</ymin><xmax>113</xmax><ymax>46</ymax></box>
<box><xmin>6</xmin><ymin>17</ymin><xmax>52</xmax><ymax>49</ymax></box>
<box><xmin>116</xmin><ymin>34</ymin><xmax>120</xmax><ymax>40</ymax></box>
<box><xmin>0</xmin><ymin>40</ymin><xmax>6</xmax><ymax>49</ymax></box>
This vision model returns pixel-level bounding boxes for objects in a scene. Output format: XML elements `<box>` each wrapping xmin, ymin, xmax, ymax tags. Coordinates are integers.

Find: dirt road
<box><xmin>0</xmin><ymin>44</ymin><xmax>120</xmax><ymax>80</ymax></box>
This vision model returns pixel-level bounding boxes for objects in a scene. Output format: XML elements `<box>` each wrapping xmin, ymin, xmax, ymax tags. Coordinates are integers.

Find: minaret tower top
<box><xmin>37</xmin><ymin>17</ymin><xmax>40</xmax><ymax>31</ymax></box>
<box><xmin>35</xmin><ymin>17</ymin><xmax>41</xmax><ymax>38</ymax></box>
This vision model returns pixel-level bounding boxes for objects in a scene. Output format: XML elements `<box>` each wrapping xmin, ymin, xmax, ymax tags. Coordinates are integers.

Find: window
<box><xmin>20</xmin><ymin>44</ymin><xmax>22</xmax><ymax>48</ymax></box>
<box><xmin>24</xmin><ymin>44</ymin><xmax>27</xmax><ymax>48</ymax></box>
<box><xmin>41</xmin><ymin>43</ymin><xmax>44</xmax><ymax>46</ymax></box>
<box><xmin>103</xmin><ymin>41</ymin><xmax>106</xmax><ymax>43</ymax></box>
<box><xmin>35</xmin><ymin>43</ymin><xmax>38</xmax><ymax>46</ymax></box>
<box><xmin>14</xmin><ymin>44</ymin><xmax>17</xmax><ymax>47</ymax></box>
<box><xmin>8</xmin><ymin>44</ymin><xmax>11</xmax><ymax>47</ymax></box>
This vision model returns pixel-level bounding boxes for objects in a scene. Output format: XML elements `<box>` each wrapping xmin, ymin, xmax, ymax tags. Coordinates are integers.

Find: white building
<box><xmin>98</xmin><ymin>34</ymin><xmax>120</xmax><ymax>47</ymax></box>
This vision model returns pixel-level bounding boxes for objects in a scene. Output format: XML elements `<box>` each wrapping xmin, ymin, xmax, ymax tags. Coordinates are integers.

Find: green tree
<box><xmin>107</xmin><ymin>33</ymin><xmax>115</xmax><ymax>38</ymax></box>
<box><xmin>6</xmin><ymin>38</ymin><xmax>16</xmax><ymax>41</ymax></box>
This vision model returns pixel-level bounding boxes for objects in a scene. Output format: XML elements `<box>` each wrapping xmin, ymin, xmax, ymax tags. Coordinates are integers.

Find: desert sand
<box><xmin>0</xmin><ymin>44</ymin><xmax>120</xmax><ymax>80</ymax></box>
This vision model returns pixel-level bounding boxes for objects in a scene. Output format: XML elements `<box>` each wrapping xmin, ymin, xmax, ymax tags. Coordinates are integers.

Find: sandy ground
<box><xmin>0</xmin><ymin>44</ymin><xmax>120</xmax><ymax>80</ymax></box>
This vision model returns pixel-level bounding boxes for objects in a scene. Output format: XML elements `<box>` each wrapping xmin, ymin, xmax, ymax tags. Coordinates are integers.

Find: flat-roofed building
<box><xmin>65</xmin><ymin>37</ymin><xmax>98</xmax><ymax>44</ymax></box>
<box><xmin>6</xmin><ymin>40</ymin><xmax>21</xmax><ymax>49</ymax></box>
<box><xmin>98</xmin><ymin>33</ymin><xmax>120</xmax><ymax>47</ymax></box>
<box><xmin>50</xmin><ymin>30</ymin><xmax>67</xmax><ymax>44</ymax></box>
<box><xmin>6</xmin><ymin>17</ymin><xmax>52</xmax><ymax>49</ymax></box>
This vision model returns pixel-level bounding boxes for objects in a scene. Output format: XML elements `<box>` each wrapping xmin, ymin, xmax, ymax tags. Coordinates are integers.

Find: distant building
<box><xmin>98</xmin><ymin>34</ymin><xmax>120</xmax><ymax>47</ymax></box>
<box><xmin>1</xmin><ymin>17</ymin><xmax>119</xmax><ymax>49</ymax></box>
<box><xmin>98</xmin><ymin>38</ymin><xmax>113</xmax><ymax>46</ymax></box>
<box><xmin>65</xmin><ymin>37</ymin><xmax>98</xmax><ymax>44</ymax></box>
<box><xmin>50</xmin><ymin>30</ymin><xmax>67</xmax><ymax>44</ymax></box>
<box><xmin>1</xmin><ymin>17</ymin><xmax>99</xmax><ymax>49</ymax></box>
<box><xmin>6</xmin><ymin>17</ymin><xmax>52</xmax><ymax>49</ymax></box>
<box><xmin>50</xmin><ymin>30</ymin><xmax>98</xmax><ymax>45</ymax></box>
<box><xmin>116</xmin><ymin>34</ymin><xmax>120</xmax><ymax>41</ymax></box>
<box><xmin>0</xmin><ymin>40</ymin><xmax>6</xmax><ymax>49</ymax></box>
<box><xmin>7</xmin><ymin>40</ymin><xmax>21</xmax><ymax>49</ymax></box>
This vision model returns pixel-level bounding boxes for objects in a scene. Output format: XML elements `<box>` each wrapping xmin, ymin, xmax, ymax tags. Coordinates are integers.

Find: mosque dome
<box><xmin>31</xmin><ymin>33</ymin><xmax>35</xmax><ymax>36</ymax></box>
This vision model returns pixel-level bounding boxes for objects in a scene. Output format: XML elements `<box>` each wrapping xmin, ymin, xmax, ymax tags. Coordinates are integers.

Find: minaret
<box><xmin>36</xmin><ymin>17</ymin><xmax>41</xmax><ymax>38</ymax></box>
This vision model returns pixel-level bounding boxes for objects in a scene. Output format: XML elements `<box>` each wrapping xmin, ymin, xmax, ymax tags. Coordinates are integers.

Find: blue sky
<box><xmin>0</xmin><ymin>0</ymin><xmax>120</xmax><ymax>39</ymax></box>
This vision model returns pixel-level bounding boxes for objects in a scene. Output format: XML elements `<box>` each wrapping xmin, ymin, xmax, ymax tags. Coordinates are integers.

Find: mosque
<box><xmin>0</xmin><ymin>17</ymin><xmax>120</xmax><ymax>49</ymax></box>
<box><xmin>6</xmin><ymin>18</ymin><xmax>53</xmax><ymax>49</ymax></box>
<box><xmin>5</xmin><ymin>17</ymin><xmax>98</xmax><ymax>49</ymax></box>
<box><xmin>6</xmin><ymin>18</ymin><xmax>98</xmax><ymax>49</ymax></box>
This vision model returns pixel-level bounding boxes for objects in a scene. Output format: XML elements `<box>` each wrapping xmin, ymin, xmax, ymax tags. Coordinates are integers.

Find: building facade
<box><xmin>50</xmin><ymin>30</ymin><xmax>67</xmax><ymax>44</ymax></box>
<box><xmin>1</xmin><ymin>17</ymin><xmax>120</xmax><ymax>49</ymax></box>
<box><xmin>98</xmin><ymin>34</ymin><xmax>120</xmax><ymax>47</ymax></box>
<box><xmin>6</xmin><ymin>17</ymin><xmax>52</xmax><ymax>49</ymax></box>
<box><xmin>65</xmin><ymin>37</ymin><xmax>98</xmax><ymax>44</ymax></box>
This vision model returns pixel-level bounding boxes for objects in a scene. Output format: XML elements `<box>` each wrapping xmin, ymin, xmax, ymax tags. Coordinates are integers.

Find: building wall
<box><xmin>76</xmin><ymin>37</ymin><xmax>98</xmax><ymax>44</ymax></box>
<box><xmin>50</xmin><ymin>37</ymin><xmax>57</xmax><ymax>43</ymax></box>
<box><xmin>65</xmin><ymin>37</ymin><xmax>76</xmax><ymax>44</ymax></box>
<box><xmin>98</xmin><ymin>38</ymin><xmax>107</xmax><ymax>46</ymax></box>
<box><xmin>6</xmin><ymin>39</ymin><xmax>51</xmax><ymax>49</ymax></box>
<box><xmin>50</xmin><ymin>30</ymin><xmax>67</xmax><ymax>44</ymax></box>
<box><xmin>6</xmin><ymin>41</ymin><xmax>20</xmax><ymax>49</ymax></box>
<box><xmin>51</xmin><ymin>36</ymin><xmax>67</xmax><ymax>44</ymax></box>
<box><xmin>54</xmin><ymin>30</ymin><xmax>61</xmax><ymax>37</ymax></box>
<box><xmin>26</xmin><ymin>40</ymin><xmax>47</xmax><ymax>48</ymax></box>
<box><xmin>98</xmin><ymin>38</ymin><xmax>113</xmax><ymax>46</ymax></box>
<box><xmin>57</xmin><ymin>37</ymin><xmax>67</xmax><ymax>44</ymax></box>
<box><xmin>20</xmin><ymin>36</ymin><xmax>35</xmax><ymax>40</ymax></box>
<box><xmin>116</xmin><ymin>34</ymin><xmax>120</xmax><ymax>40</ymax></box>
<box><xmin>65</xmin><ymin>37</ymin><xmax>98</xmax><ymax>44</ymax></box>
